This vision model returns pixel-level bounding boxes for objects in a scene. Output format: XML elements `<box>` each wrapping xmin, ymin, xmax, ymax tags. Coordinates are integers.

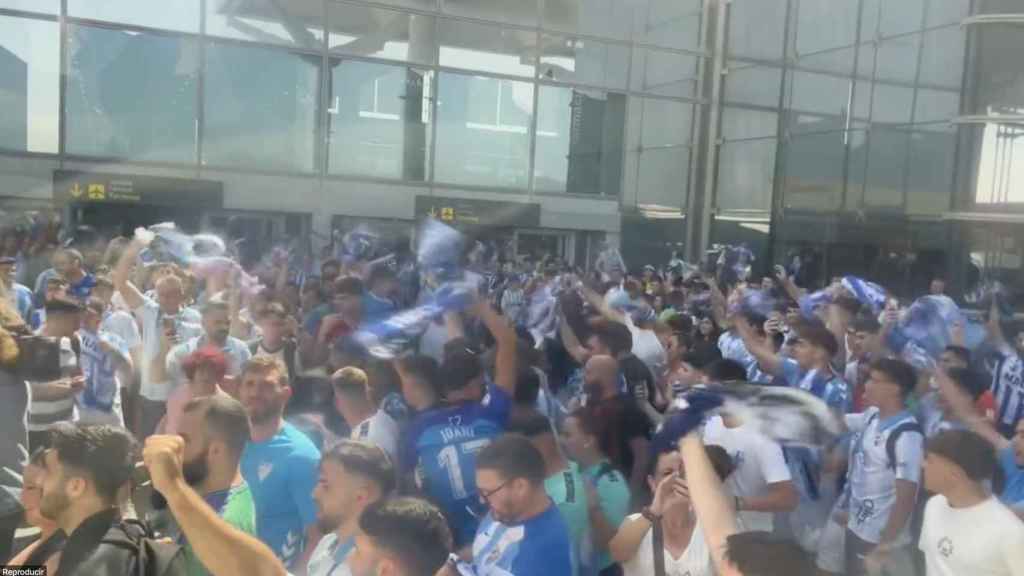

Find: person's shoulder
<box><xmin>281</xmin><ymin>422</ymin><xmax>323</xmax><ymax>458</ymax></box>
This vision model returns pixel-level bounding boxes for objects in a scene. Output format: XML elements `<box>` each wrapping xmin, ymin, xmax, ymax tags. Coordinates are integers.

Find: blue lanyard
<box><xmin>328</xmin><ymin>537</ymin><xmax>355</xmax><ymax>575</ymax></box>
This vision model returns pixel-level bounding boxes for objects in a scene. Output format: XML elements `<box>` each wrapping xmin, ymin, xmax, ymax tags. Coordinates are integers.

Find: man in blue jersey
<box><xmin>238</xmin><ymin>355</ymin><xmax>323</xmax><ymax>572</ymax></box>
<box><xmin>985</xmin><ymin>302</ymin><xmax>1024</xmax><ymax>437</ymax></box>
<box><xmin>442</xmin><ymin>434</ymin><xmax>572</xmax><ymax>576</ymax></box>
<box><xmin>397</xmin><ymin>298</ymin><xmax>518</xmax><ymax>548</ymax></box>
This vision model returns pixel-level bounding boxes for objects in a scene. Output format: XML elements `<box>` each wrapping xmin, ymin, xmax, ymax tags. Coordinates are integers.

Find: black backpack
<box><xmin>99</xmin><ymin>519</ymin><xmax>187</xmax><ymax>576</ymax></box>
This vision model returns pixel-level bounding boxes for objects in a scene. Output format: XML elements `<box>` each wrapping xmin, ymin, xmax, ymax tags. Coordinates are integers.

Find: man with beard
<box><xmin>307</xmin><ymin>440</ymin><xmax>394</xmax><ymax>576</ymax></box>
<box><xmin>36</xmin><ymin>423</ymin><xmax>185</xmax><ymax>576</ymax></box>
<box><xmin>238</xmin><ymin>356</ymin><xmax>322</xmax><ymax>572</ymax></box>
<box><xmin>346</xmin><ymin>497</ymin><xmax>453</xmax><ymax>576</ymax></box>
<box><xmin>167</xmin><ymin>299</ymin><xmax>252</xmax><ymax>399</ymax></box>
<box><xmin>176</xmin><ymin>395</ymin><xmax>256</xmax><ymax>576</ymax></box>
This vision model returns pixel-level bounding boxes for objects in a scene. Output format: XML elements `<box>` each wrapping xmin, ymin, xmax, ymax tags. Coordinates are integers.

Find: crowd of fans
<box><xmin>0</xmin><ymin>216</ymin><xmax>1021</xmax><ymax>576</ymax></box>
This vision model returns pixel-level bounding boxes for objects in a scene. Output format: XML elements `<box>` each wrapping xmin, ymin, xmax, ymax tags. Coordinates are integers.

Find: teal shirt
<box><xmin>545</xmin><ymin>466</ymin><xmax>590</xmax><ymax>576</ymax></box>
<box><xmin>578</xmin><ymin>461</ymin><xmax>631</xmax><ymax>574</ymax></box>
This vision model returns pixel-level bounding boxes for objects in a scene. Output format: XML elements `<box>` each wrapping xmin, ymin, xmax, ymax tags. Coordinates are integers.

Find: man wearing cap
<box><xmin>27</xmin><ymin>298</ymin><xmax>85</xmax><ymax>450</ymax></box>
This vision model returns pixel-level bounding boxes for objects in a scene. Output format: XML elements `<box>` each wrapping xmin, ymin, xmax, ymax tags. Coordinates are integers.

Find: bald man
<box><xmin>583</xmin><ymin>354</ymin><xmax>651</xmax><ymax>500</ymax></box>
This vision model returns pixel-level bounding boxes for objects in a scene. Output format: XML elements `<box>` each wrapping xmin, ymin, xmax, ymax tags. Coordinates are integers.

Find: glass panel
<box><xmin>918</xmin><ymin>26</ymin><xmax>965</xmax><ymax>90</ymax></box>
<box><xmin>783</xmin><ymin>130</ymin><xmax>845</xmax><ymax>211</ymax></box>
<box><xmin>541</xmin><ymin>0</ymin><xmax>633</xmax><ymax>41</ymax></box>
<box><xmin>795</xmin><ymin>0</ymin><xmax>859</xmax><ymax>54</ymax></box>
<box><xmin>437</xmin><ymin>19</ymin><xmax>536</xmax><ymax>77</ymax></box>
<box><xmin>717</xmin><ymin>139</ymin><xmax>776</xmax><ymax>211</ymax></box>
<box><xmin>906</xmin><ymin>130</ymin><xmax>954</xmax><ymax>214</ymax></box>
<box><xmin>640</xmin><ymin>98</ymin><xmax>692</xmax><ymax>148</ymax></box>
<box><xmin>538</xmin><ymin>34</ymin><xmax>629</xmax><ymax>89</ymax></box>
<box><xmin>434</xmin><ymin>72</ymin><xmax>533</xmax><ymax>188</ymax></box>
<box><xmin>879</xmin><ymin>0</ymin><xmax>924</xmax><ymax>37</ymax></box>
<box><xmin>328</xmin><ymin>61</ymin><xmax>432</xmax><ymax>181</ymax></box>
<box><xmin>863</xmin><ymin>127</ymin><xmax>908</xmax><ymax>207</ymax></box>
<box><xmin>913</xmin><ymin>89</ymin><xmax>959</xmax><ymax>128</ymax></box>
<box><xmin>636</xmin><ymin>147</ymin><xmax>688</xmax><ymax>209</ymax></box>
<box><xmin>721</xmin><ymin>108</ymin><xmax>777</xmax><ymax>141</ymax></box>
<box><xmin>328</xmin><ymin>2</ymin><xmax>437</xmax><ymax>65</ymax></box>
<box><xmin>727</xmin><ymin>0</ymin><xmax>786</xmax><ymax>60</ymax></box>
<box><xmin>206</xmin><ymin>0</ymin><xmax>324</xmax><ymax>50</ymax></box>
<box><xmin>871</xmin><ymin>83</ymin><xmax>913</xmax><ymax>125</ymax></box>
<box><xmin>796</xmin><ymin>46</ymin><xmax>855</xmax><ymax>76</ymax></box>
<box><xmin>69</xmin><ymin>0</ymin><xmax>200</xmax><ymax>33</ymax></box>
<box><xmin>0</xmin><ymin>0</ymin><xmax>58</xmax><ymax>14</ymax></box>
<box><xmin>788</xmin><ymin>71</ymin><xmax>851</xmax><ymax>119</ymax></box>
<box><xmin>0</xmin><ymin>16</ymin><xmax>59</xmax><ymax>153</ymax></box>
<box><xmin>633</xmin><ymin>0</ymin><xmax>702</xmax><ymax>51</ymax></box>
<box><xmin>874</xmin><ymin>34</ymin><xmax>919</xmax><ymax>84</ymax></box>
<box><xmin>66</xmin><ymin>26</ymin><xmax>198</xmax><ymax>162</ymax></box>
<box><xmin>534</xmin><ymin>86</ymin><xmax>625</xmax><ymax>195</ymax></box>
<box><xmin>441</xmin><ymin>0</ymin><xmax>538</xmax><ymax>27</ymax></box>
<box><xmin>365</xmin><ymin>0</ymin><xmax>436</xmax><ymax>10</ymax></box>
<box><xmin>630</xmin><ymin>47</ymin><xmax>698</xmax><ymax>98</ymax></box>
<box><xmin>203</xmin><ymin>42</ymin><xmax>319</xmax><ymax>171</ymax></box>
<box><xmin>724</xmin><ymin>62</ymin><xmax>783</xmax><ymax>107</ymax></box>
<box><xmin>926</xmin><ymin>0</ymin><xmax>970</xmax><ymax>28</ymax></box>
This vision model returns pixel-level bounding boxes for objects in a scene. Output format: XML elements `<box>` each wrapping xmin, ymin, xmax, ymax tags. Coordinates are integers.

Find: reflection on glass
<box><xmin>724</xmin><ymin>63</ymin><xmax>783</xmax><ymax>108</ymax></box>
<box><xmin>203</xmin><ymin>42</ymin><xmax>318</xmax><ymax>171</ymax></box>
<box><xmin>919</xmin><ymin>26</ymin><xmax>965</xmax><ymax>89</ymax></box>
<box><xmin>538</xmin><ymin>34</ymin><xmax>629</xmax><ymax>89</ymax></box>
<box><xmin>874</xmin><ymin>35</ymin><xmax>919</xmax><ymax>83</ymax></box>
<box><xmin>870</xmin><ymin>83</ymin><xmax>913</xmax><ymax>124</ymax></box>
<box><xmin>434</xmin><ymin>72</ymin><xmax>533</xmax><ymax>188</ymax></box>
<box><xmin>863</xmin><ymin>127</ymin><xmax>908</xmax><ymax>207</ymax></box>
<box><xmin>796</xmin><ymin>0</ymin><xmax>859</xmax><ymax>54</ymax></box>
<box><xmin>717</xmin><ymin>139</ymin><xmax>775</xmax><ymax>211</ymax></box>
<box><xmin>328</xmin><ymin>3</ymin><xmax>436</xmax><ymax>65</ymax></box>
<box><xmin>541</xmin><ymin>0</ymin><xmax>633</xmax><ymax>41</ymax></box>
<box><xmin>631</xmin><ymin>47</ymin><xmax>697</xmax><ymax>98</ymax></box>
<box><xmin>878</xmin><ymin>0</ymin><xmax>924</xmax><ymax>37</ymax></box>
<box><xmin>913</xmin><ymin>89</ymin><xmax>959</xmax><ymax>127</ymax></box>
<box><xmin>636</xmin><ymin>147</ymin><xmax>688</xmax><ymax>210</ymax></box>
<box><xmin>68</xmin><ymin>0</ymin><xmax>200</xmax><ymax>33</ymax></box>
<box><xmin>788</xmin><ymin>72</ymin><xmax>850</xmax><ymax>119</ymax></box>
<box><xmin>438</xmin><ymin>19</ymin><xmax>536</xmax><ymax>77</ymax></box>
<box><xmin>206</xmin><ymin>0</ymin><xmax>324</xmax><ymax>50</ymax></box>
<box><xmin>640</xmin><ymin>98</ymin><xmax>691</xmax><ymax>148</ymax></box>
<box><xmin>0</xmin><ymin>16</ymin><xmax>59</xmax><ymax>153</ymax></box>
<box><xmin>328</xmin><ymin>61</ymin><xmax>432</xmax><ymax>181</ymax></box>
<box><xmin>784</xmin><ymin>130</ymin><xmax>845</xmax><ymax>211</ymax></box>
<box><xmin>795</xmin><ymin>46</ymin><xmax>855</xmax><ymax>76</ymax></box>
<box><xmin>66</xmin><ymin>26</ymin><xmax>197</xmax><ymax>162</ymax></box>
<box><xmin>906</xmin><ymin>130</ymin><xmax>954</xmax><ymax>214</ymax></box>
<box><xmin>0</xmin><ymin>0</ymin><xmax>57</xmax><ymax>14</ymax></box>
<box><xmin>721</xmin><ymin>108</ymin><xmax>777</xmax><ymax>141</ymax></box>
<box><xmin>441</xmin><ymin>0</ymin><xmax>537</xmax><ymax>26</ymax></box>
<box><xmin>533</xmin><ymin>86</ymin><xmax>625</xmax><ymax>195</ymax></box>
<box><xmin>727</xmin><ymin>0</ymin><xmax>786</xmax><ymax>60</ymax></box>
<box><xmin>633</xmin><ymin>0</ymin><xmax>702</xmax><ymax>51</ymax></box>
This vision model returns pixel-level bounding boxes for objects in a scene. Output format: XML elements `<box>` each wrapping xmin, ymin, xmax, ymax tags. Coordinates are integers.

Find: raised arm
<box><xmin>678</xmin><ymin>434</ymin><xmax>743</xmax><ymax>576</ymax></box>
<box><xmin>706</xmin><ymin>276</ymin><xmax>730</xmax><ymax>330</ymax></box>
<box><xmin>144</xmin><ymin>435</ymin><xmax>288</xmax><ymax>576</ymax></box>
<box><xmin>935</xmin><ymin>369</ymin><xmax>1009</xmax><ymax>452</ymax></box>
<box><xmin>113</xmin><ymin>239</ymin><xmax>147</xmax><ymax>311</ymax></box>
<box><xmin>578</xmin><ymin>282</ymin><xmax>627</xmax><ymax>325</ymax></box>
<box><xmin>475</xmin><ymin>299</ymin><xmax>517</xmax><ymax>398</ymax></box>
<box><xmin>734</xmin><ymin>315</ymin><xmax>784</xmax><ymax>376</ymax></box>
<box><xmin>559</xmin><ymin>313</ymin><xmax>590</xmax><ymax>364</ymax></box>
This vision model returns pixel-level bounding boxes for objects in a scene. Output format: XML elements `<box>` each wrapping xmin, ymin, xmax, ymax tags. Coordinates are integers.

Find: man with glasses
<box><xmin>441</xmin><ymin>434</ymin><xmax>571</xmax><ymax>576</ymax></box>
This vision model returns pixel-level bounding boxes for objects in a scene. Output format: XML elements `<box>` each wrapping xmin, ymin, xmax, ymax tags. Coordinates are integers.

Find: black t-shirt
<box><xmin>590</xmin><ymin>395</ymin><xmax>651</xmax><ymax>476</ymax></box>
<box><xmin>620</xmin><ymin>353</ymin><xmax>657</xmax><ymax>403</ymax></box>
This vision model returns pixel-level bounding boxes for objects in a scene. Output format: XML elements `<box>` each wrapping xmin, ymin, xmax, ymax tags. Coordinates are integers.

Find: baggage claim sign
<box><xmin>53</xmin><ymin>171</ymin><xmax>223</xmax><ymax>208</ymax></box>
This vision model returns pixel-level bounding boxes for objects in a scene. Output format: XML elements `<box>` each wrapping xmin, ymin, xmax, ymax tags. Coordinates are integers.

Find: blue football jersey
<box><xmin>399</xmin><ymin>384</ymin><xmax>511</xmax><ymax>546</ymax></box>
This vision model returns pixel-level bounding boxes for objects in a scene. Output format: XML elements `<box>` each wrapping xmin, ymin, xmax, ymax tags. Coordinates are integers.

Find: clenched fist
<box><xmin>143</xmin><ymin>435</ymin><xmax>186</xmax><ymax>496</ymax></box>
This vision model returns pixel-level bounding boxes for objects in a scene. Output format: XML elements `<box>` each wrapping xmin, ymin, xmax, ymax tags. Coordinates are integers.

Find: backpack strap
<box><xmin>651</xmin><ymin>518</ymin><xmax>667</xmax><ymax>576</ymax></box>
<box><xmin>885</xmin><ymin>421</ymin><xmax>924</xmax><ymax>472</ymax></box>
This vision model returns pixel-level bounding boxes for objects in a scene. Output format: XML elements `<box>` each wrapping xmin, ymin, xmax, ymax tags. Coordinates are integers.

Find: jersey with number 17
<box><xmin>399</xmin><ymin>383</ymin><xmax>512</xmax><ymax>546</ymax></box>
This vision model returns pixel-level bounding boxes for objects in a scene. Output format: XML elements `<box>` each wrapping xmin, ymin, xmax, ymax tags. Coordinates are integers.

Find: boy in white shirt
<box><xmin>919</xmin><ymin>429</ymin><xmax>1024</xmax><ymax>576</ymax></box>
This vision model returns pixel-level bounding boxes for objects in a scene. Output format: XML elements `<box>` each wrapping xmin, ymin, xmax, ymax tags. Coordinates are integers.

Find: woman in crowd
<box><xmin>609</xmin><ymin>440</ymin><xmax>734</xmax><ymax>576</ymax></box>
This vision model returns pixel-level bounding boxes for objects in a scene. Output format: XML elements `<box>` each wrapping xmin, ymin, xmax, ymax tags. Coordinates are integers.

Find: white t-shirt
<box><xmin>844</xmin><ymin>408</ymin><xmax>924</xmax><ymax>545</ymax></box>
<box><xmin>702</xmin><ymin>415</ymin><xmax>792</xmax><ymax>532</ymax></box>
<box><xmin>625</xmin><ymin>317</ymin><xmax>667</xmax><ymax>380</ymax></box>
<box><xmin>349</xmin><ymin>409</ymin><xmax>399</xmax><ymax>463</ymax></box>
<box><xmin>135</xmin><ymin>298</ymin><xmax>202</xmax><ymax>401</ymax></box>
<box><xmin>620</xmin><ymin>515</ymin><xmax>714</xmax><ymax>576</ymax></box>
<box><xmin>919</xmin><ymin>495</ymin><xmax>1024</xmax><ymax>576</ymax></box>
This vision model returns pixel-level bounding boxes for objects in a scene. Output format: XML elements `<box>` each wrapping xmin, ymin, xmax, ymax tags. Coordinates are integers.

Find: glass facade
<box><xmin>0</xmin><ymin>0</ymin><xmax>1018</xmax><ymax>287</ymax></box>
